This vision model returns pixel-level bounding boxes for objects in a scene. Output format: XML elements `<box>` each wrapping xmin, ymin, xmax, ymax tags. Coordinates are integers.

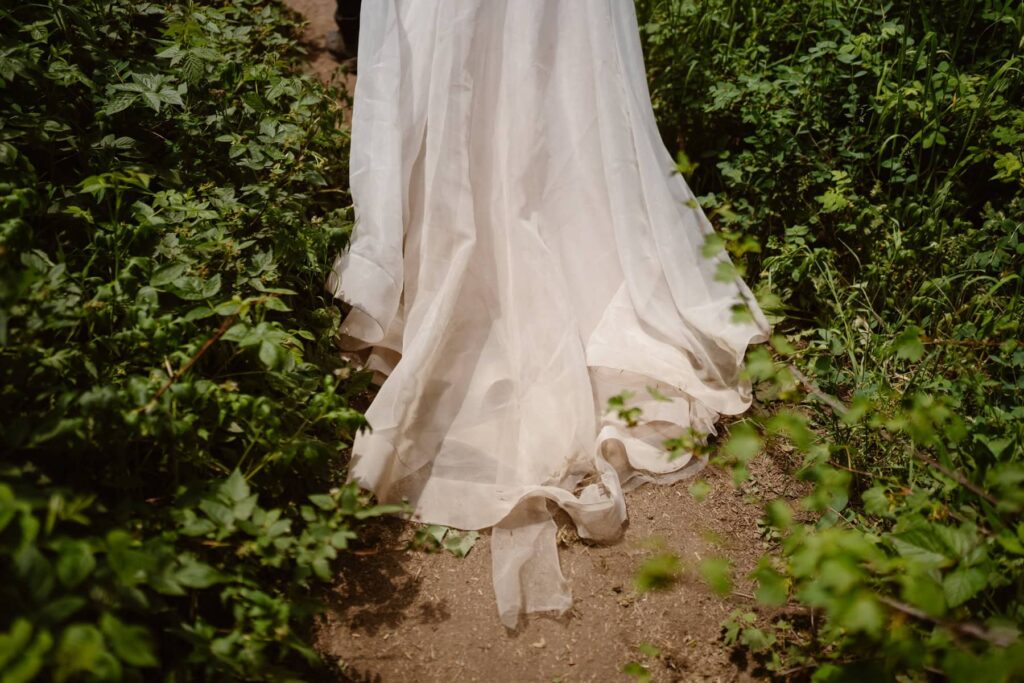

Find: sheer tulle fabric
<box><xmin>327</xmin><ymin>0</ymin><xmax>770</xmax><ymax>628</ymax></box>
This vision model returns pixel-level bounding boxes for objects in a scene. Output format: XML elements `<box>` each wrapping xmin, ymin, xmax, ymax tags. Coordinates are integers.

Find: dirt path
<box><xmin>284</xmin><ymin>0</ymin><xmax>355</xmax><ymax>88</ymax></box>
<box><xmin>317</xmin><ymin>457</ymin><xmax>797</xmax><ymax>683</ymax></box>
<box><xmin>282</xmin><ymin>3</ymin><xmax>792</xmax><ymax>681</ymax></box>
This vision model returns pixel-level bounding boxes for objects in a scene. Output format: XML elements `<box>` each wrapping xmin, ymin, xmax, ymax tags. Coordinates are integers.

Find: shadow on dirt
<box><xmin>325</xmin><ymin>516</ymin><xmax>451</xmax><ymax>634</ymax></box>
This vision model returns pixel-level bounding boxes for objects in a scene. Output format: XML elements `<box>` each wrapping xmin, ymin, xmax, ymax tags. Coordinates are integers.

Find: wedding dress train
<box><xmin>326</xmin><ymin>0</ymin><xmax>771</xmax><ymax>628</ymax></box>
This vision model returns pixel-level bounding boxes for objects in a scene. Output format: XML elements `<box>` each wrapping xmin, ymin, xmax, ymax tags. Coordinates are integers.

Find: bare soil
<box><xmin>316</xmin><ymin>456</ymin><xmax>800</xmax><ymax>683</ymax></box>
<box><xmin>283</xmin><ymin>0</ymin><xmax>355</xmax><ymax>89</ymax></box>
<box><xmin>281</xmin><ymin>2</ymin><xmax>798</xmax><ymax>681</ymax></box>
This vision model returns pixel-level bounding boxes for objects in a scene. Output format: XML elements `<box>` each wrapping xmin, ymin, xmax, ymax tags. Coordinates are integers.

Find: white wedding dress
<box><xmin>327</xmin><ymin>0</ymin><xmax>770</xmax><ymax>628</ymax></box>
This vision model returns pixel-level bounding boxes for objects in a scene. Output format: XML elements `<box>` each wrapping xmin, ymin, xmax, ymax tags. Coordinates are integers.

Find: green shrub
<box><xmin>0</xmin><ymin>1</ymin><xmax>386</xmax><ymax>679</ymax></box>
<box><xmin>635</xmin><ymin>0</ymin><xmax>1024</xmax><ymax>679</ymax></box>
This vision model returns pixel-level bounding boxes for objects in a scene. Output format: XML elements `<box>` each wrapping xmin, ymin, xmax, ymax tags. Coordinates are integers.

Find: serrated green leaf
<box><xmin>198</xmin><ymin>499</ymin><xmax>234</xmax><ymax>528</ymax></box>
<box><xmin>893</xmin><ymin>325</ymin><xmax>925</xmax><ymax>361</ymax></box>
<box><xmin>943</xmin><ymin>566</ymin><xmax>987</xmax><ymax>607</ymax></box>
<box><xmin>223</xmin><ymin>469</ymin><xmax>250</xmax><ymax>503</ymax></box>
<box><xmin>890</xmin><ymin>525</ymin><xmax>952</xmax><ymax>568</ymax></box>
<box><xmin>901</xmin><ymin>571</ymin><xmax>946</xmax><ymax>617</ymax></box>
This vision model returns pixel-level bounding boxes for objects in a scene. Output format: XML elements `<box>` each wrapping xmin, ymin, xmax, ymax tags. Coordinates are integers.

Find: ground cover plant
<box><xmin>633</xmin><ymin>0</ymin><xmax>1024</xmax><ymax>679</ymax></box>
<box><xmin>0</xmin><ymin>1</ymin><xmax>391</xmax><ymax>679</ymax></box>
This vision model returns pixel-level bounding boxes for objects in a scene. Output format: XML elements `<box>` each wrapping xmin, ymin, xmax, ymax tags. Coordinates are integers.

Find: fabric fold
<box><xmin>328</xmin><ymin>0</ymin><xmax>771</xmax><ymax>629</ymax></box>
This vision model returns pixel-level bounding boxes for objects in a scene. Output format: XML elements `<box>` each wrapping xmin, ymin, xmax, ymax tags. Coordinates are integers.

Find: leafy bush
<box><xmin>0</xmin><ymin>1</ymin><xmax>386</xmax><ymax>679</ymax></box>
<box><xmin>635</xmin><ymin>0</ymin><xmax>1024</xmax><ymax>679</ymax></box>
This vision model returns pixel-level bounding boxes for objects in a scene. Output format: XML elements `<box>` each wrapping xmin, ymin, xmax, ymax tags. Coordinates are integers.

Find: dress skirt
<box><xmin>326</xmin><ymin>0</ymin><xmax>771</xmax><ymax>628</ymax></box>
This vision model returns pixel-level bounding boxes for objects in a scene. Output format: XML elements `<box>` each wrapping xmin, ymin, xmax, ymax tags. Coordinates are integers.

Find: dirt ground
<box><xmin>316</xmin><ymin>456</ymin><xmax>800</xmax><ymax>683</ymax></box>
<box><xmin>281</xmin><ymin>2</ymin><xmax>797</xmax><ymax>680</ymax></box>
<box><xmin>283</xmin><ymin>0</ymin><xmax>356</xmax><ymax>88</ymax></box>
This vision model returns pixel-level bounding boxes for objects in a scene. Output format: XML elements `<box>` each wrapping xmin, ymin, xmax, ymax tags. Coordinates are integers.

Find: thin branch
<box><xmin>138</xmin><ymin>315</ymin><xmax>236</xmax><ymax>413</ymax></box>
<box><xmin>830</xmin><ymin>460</ymin><xmax>876</xmax><ymax>479</ymax></box>
<box><xmin>749</xmin><ymin>597</ymin><xmax>1015</xmax><ymax>649</ymax></box>
<box><xmin>878</xmin><ymin>596</ymin><xmax>1017</xmax><ymax>647</ymax></box>
<box><xmin>786</xmin><ymin>363</ymin><xmax>848</xmax><ymax>415</ymax></box>
<box><xmin>911</xmin><ymin>450</ymin><xmax>1001</xmax><ymax>508</ymax></box>
<box><xmin>786</xmin><ymin>361</ymin><xmax>1006</xmax><ymax>511</ymax></box>
<box><xmin>921</xmin><ymin>335</ymin><xmax>1017</xmax><ymax>348</ymax></box>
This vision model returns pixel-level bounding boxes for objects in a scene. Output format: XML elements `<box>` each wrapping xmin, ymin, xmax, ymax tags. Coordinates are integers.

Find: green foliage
<box><xmin>635</xmin><ymin>0</ymin><xmax>1024</xmax><ymax>679</ymax></box>
<box><xmin>622</xmin><ymin>643</ymin><xmax>662</xmax><ymax>682</ymax></box>
<box><xmin>408</xmin><ymin>524</ymin><xmax>481</xmax><ymax>558</ymax></box>
<box><xmin>635</xmin><ymin>552</ymin><xmax>683</xmax><ymax>592</ymax></box>
<box><xmin>0</xmin><ymin>0</ymin><xmax>379</xmax><ymax>678</ymax></box>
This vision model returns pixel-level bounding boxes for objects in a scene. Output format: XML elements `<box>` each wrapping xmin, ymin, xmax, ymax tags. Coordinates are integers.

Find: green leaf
<box><xmin>155</xmin><ymin>45</ymin><xmax>182</xmax><ymax>61</ymax></box>
<box><xmin>622</xmin><ymin>661</ymin><xmax>652</xmax><ymax>682</ymax></box>
<box><xmin>765</xmin><ymin>500</ymin><xmax>793</xmax><ymax>531</ymax></box>
<box><xmin>739</xmin><ymin>627</ymin><xmax>776</xmax><ymax>651</ymax></box>
<box><xmin>223</xmin><ymin>469</ymin><xmax>250</xmax><ymax>503</ymax></box>
<box><xmin>862</xmin><ymin>486</ymin><xmax>892</xmax><ymax>518</ymax></box>
<box><xmin>816</xmin><ymin>187</ymin><xmax>849</xmax><ymax>212</ymax></box>
<box><xmin>150</xmin><ymin>262</ymin><xmax>188</xmax><ymax>287</ymax></box>
<box><xmin>329</xmin><ymin>529</ymin><xmax>355</xmax><ymax>549</ymax></box>
<box><xmin>159</xmin><ymin>87</ymin><xmax>184</xmax><ymax>107</ymax></box>
<box><xmin>724</xmin><ymin>422</ymin><xmax>762</xmax><ymax>463</ymax></box>
<box><xmin>233</xmin><ymin>494</ymin><xmax>258</xmax><ymax>521</ymax></box>
<box><xmin>635</xmin><ymin>553</ymin><xmax>682</xmax><ymax>592</ymax></box>
<box><xmin>890</xmin><ymin>525</ymin><xmax>952</xmax><ymax>569</ymax></box>
<box><xmin>199</xmin><ymin>499</ymin><xmax>234</xmax><ymax>528</ymax></box>
<box><xmin>354</xmin><ymin>503</ymin><xmax>406</xmax><ymax>520</ymax></box>
<box><xmin>943</xmin><ymin>567</ymin><xmax>988</xmax><ymax>608</ymax></box>
<box><xmin>308</xmin><ymin>494</ymin><xmax>335</xmax><ymax>511</ymax></box>
<box><xmin>0</xmin><ymin>619</ymin><xmax>35</xmax><ymax>671</ymax></box>
<box><xmin>55</xmin><ymin>624</ymin><xmax>116</xmax><ymax>682</ymax></box>
<box><xmin>175</xmin><ymin>557</ymin><xmax>225</xmax><ymax>588</ymax></box>
<box><xmin>99</xmin><ymin>613</ymin><xmax>158</xmax><ymax>667</ymax></box>
<box><xmin>178</xmin><ymin>509</ymin><xmax>216</xmax><ymax>537</ymax></box>
<box><xmin>688</xmin><ymin>480</ymin><xmax>711</xmax><ymax>502</ymax></box>
<box><xmin>752</xmin><ymin>558</ymin><xmax>788</xmax><ymax>606</ymax></box>
<box><xmin>699</xmin><ymin>557</ymin><xmax>733</xmax><ymax>596</ymax></box>
<box><xmin>0</xmin><ymin>620</ymin><xmax>52</xmax><ymax>683</ymax></box>
<box><xmin>264</xmin><ymin>296</ymin><xmax>291</xmax><ymax>312</ymax></box>
<box><xmin>101</xmin><ymin>93</ymin><xmax>136</xmax><ymax>115</ymax></box>
<box><xmin>55</xmin><ymin>540</ymin><xmax>95</xmax><ymax>588</ymax></box>
<box><xmin>935</xmin><ymin>524</ymin><xmax>978</xmax><ymax>559</ymax></box>
<box><xmin>312</xmin><ymin>557</ymin><xmax>331</xmax><ymax>580</ymax></box>
<box><xmin>259</xmin><ymin>340</ymin><xmax>287</xmax><ymax>371</ymax></box>
<box><xmin>901</xmin><ymin>571</ymin><xmax>946</xmax><ymax>617</ymax></box>
<box><xmin>141</xmin><ymin>90</ymin><xmax>162</xmax><ymax>112</ymax></box>
<box><xmin>766</xmin><ymin>412</ymin><xmax>815</xmax><ymax>451</ymax></box>
<box><xmin>839</xmin><ymin>592</ymin><xmax>884</xmax><ymax>636</ymax></box>
<box><xmin>0</xmin><ymin>484</ymin><xmax>16</xmax><ymax>534</ymax></box>
<box><xmin>443</xmin><ymin>530</ymin><xmax>479</xmax><ymax>558</ymax></box>
<box><xmin>979</xmin><ymin>437</ymin><xmax>1014</xmax><ymax>459</ymax></box>
<box><xmin>893</xmin><ymin>325</ymin><xmax>925</xmax><ymax>361</ymax></box>
<box><xmin>37</xmin><ymin>596</ymin><xmax>87</xmax><ymax>624</ymax></box>
<box><xmin>637</xmin><ymin>642</ymin><xmax>661</xmax><ymax>658</ymax></box>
